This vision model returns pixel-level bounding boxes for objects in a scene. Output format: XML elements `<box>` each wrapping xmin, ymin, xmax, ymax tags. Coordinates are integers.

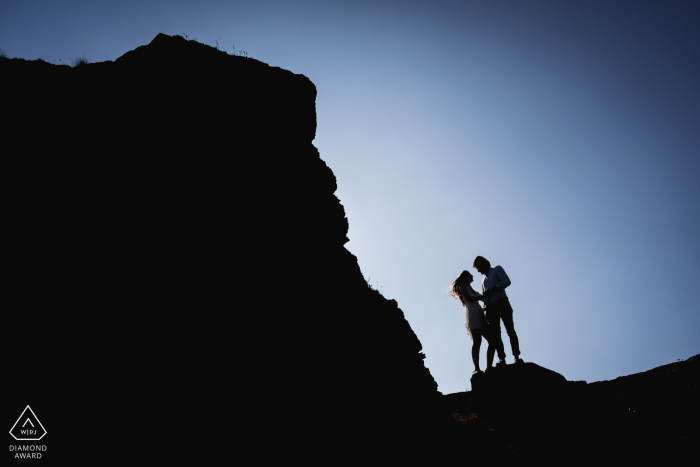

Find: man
<box><xmin>473</xmin><ymin>256</ymin><xmax>523</xmax><ymax>366</ymax></box>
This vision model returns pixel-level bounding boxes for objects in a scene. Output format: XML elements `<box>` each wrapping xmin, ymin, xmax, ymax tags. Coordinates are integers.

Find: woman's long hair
<box><xmin>448</xmin><ymin>270</ymin><xmax>477</xmax><ymax>306</ymax></box>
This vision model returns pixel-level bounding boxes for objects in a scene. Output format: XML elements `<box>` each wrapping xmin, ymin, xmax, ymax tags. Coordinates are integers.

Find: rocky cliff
<box><xmin>4</xmin><ymin>33</ymin><xmax>444</xmax><ymax>462</ymax></box>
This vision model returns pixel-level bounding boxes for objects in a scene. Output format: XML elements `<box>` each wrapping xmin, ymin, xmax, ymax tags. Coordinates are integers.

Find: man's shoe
<box><xmin>514</xmin><ymin>357</ymin><xmax>524</xmax><ymax>364</ymax></box>
<box><xmin>495</xmin><ymin>360</ymin><xmax>507</xmax><ymax>368</ymax></box>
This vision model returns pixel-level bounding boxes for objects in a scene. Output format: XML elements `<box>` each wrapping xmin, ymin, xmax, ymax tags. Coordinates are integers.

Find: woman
<box><xmin>448</xmin><ymin>270</ymin><xmax>497</xmax><ymax>374</ymax></box>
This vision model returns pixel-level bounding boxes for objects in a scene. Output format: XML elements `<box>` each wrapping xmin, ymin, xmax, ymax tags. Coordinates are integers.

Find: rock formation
<box><xmin>4</xmin><ymin>33</ymin><xmax>445</xmax><ymax>462</ymax></box>
<box><xmin>444</xmin><ymin>355</ymin><xmax>700</xmax><ymax>462</ymax></box>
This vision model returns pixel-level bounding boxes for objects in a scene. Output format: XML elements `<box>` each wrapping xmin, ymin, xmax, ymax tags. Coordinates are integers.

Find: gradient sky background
<box><xmin>3</xmin><ymin>0</ymin><xmax>699</xmax><ymax>394</ymax></box>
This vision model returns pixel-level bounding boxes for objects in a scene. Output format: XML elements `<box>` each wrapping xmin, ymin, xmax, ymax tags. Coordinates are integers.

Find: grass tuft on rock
<box><xmin>69</xmin><ymin>54</ymin><xmax>90</xmax><ymax>67</ymax></box>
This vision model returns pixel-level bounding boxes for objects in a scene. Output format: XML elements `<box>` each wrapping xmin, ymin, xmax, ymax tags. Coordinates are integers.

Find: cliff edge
<box><xmin>4</xmin><ymin>33</ymin><xmax>443</xmax><ymax>462</ymax></box>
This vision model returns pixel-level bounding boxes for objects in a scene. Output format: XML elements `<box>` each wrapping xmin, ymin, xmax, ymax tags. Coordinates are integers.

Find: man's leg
<box><xmin>497</xmin><ymin>298</ymin><xmax>520</xmax><ymax>359</ymax></box>
<box><xmin>471</xmin><ymin>331</ymin><xmax>482</xmax><ymax>372</ymax></box>
<box><xmin>484</xmin><ymin>308</ymin><xmax>506</xmax><ymax>363</ymax></box>
<box><xmin>481</xmin><ymin>328</ymin><xmax>496</xmax><ymax>368</ymax></box>
<box><xmin>486</xmin><ymin>343</ymin><xmax>496</xmax><ymax>369</ymax></box>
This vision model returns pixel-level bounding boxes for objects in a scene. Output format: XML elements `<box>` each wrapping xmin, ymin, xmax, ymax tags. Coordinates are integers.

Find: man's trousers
<box><xmin>485</xmin><ymin>297</ymin><xmax>520</xmax><ymax>360</ymax></box>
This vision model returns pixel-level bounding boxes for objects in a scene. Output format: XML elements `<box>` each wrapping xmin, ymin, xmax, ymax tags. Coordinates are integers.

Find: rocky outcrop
<box><xmin>467</xmin><ymin>363</ymin><xmax>590</xmax><ymax>459</ymax></box>
<box><xmin>4</xmin><ymin>34</ymin><xmax>443</xmax><ymax>461</ymax></box>
<box><xmin>444</xmin><ymin>355</ymin><xmax>700</xmax><ymax>462</ymax></box>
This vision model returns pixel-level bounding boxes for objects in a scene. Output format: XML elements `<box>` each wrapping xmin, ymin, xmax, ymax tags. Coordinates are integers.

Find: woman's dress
<box><xmin>461</xmin><ymin>285</ymin><xmax>488</xmax><ymax>337</ymax></box>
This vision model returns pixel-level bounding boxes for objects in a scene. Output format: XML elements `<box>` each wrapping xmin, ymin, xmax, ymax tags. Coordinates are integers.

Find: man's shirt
<box><xmin>482</xmin><ymin>265</ymin><xmax>511</xmax><ymax>305</ymax></box>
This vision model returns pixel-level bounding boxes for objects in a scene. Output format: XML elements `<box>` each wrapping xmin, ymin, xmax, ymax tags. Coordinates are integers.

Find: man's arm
<box><xmin>491</xmin><ymin>266</ymin><xmax>511</xmax><ymax>290</ymax></box>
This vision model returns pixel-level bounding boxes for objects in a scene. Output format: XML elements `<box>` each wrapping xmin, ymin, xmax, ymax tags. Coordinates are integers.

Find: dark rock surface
<box><xmin>4</xmin><ymin>33</ymin><xmax>446</xmax><ymax>462</ymax></box>
<box><xmin>444</xmin><ymin>355</ymin><xmax>700</xmax><ymax>462</ymax></box>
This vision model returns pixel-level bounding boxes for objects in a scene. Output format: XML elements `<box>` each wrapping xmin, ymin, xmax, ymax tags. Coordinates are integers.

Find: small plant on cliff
<box><xmin>452</xmin><ymin>412</ymin><xmax>481</xmax><ymax>424</ymax></box>
<box><xmin>214</xmin><ymin>36</ymin><xmax>249</xmax><ymax>57</ymax></box>
<box><xmin>180</xmin><ymin>33</ymin><xmax>250</xmax><ymax>58</ymax></box>
<box><xmin>0</xmin><ymin>47</ymin><xmax>9</xmax><ymax>60</ymax></box>
<box><xmin>365</xmin><ymin>277</ymin><xmax>384</xmax><ymax>297</ymax></box>
<box><xmin>68</xmin><ymin>54</ymin><xmax>90</xmax><ymax>67</ymax></box>
<box><xmin>215</xmin><ymin>37</ymin><xmax>226</xmax><ymax>53</ymax></box>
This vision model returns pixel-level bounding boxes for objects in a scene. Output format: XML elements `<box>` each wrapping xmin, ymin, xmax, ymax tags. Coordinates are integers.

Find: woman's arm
<box><xmin>460</xmin><ymin>285</ymin><xmax>481</xmax><ymax>302</ymax></box>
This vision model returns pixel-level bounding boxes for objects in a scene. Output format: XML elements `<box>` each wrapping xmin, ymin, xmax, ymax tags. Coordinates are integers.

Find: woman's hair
<box><xmin>448</xmin><ymin>270</ymin><xmax>476</xmax><ymax>306</ymax></box>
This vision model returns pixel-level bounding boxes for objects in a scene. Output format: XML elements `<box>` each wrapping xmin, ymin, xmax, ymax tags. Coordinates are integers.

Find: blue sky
<box><xmin>3</xmin><ymin>1</ymin><xmax>699</xmax><ymax>393</ymax></box>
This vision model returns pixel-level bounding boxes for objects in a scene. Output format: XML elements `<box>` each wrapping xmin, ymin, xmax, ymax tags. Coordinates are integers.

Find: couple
<box><xmin>449</xmin><ymin>256</ymin><xmax>523</xmax><ymax>374</ymax></box>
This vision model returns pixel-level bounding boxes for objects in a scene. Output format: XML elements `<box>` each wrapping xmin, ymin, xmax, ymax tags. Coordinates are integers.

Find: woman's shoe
<box><xmin>472</xmin><ymin>369</ymin><xmax>483</xmax><ymax>375</ymax></box>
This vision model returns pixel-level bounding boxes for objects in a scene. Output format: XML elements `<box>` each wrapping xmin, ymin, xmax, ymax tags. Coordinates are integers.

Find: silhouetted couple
<box><xmin>449</xmin><ymin>256</ymin><xmax>523</xmax><ymax>374</ymax></box>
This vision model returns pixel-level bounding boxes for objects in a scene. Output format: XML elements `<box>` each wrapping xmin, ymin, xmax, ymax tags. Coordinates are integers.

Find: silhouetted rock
<box><xmin>580</xmin><ymin>354</ymin><xmax>700</xmax><ymax>459</ymax></box>
<box><xmin>3</xmin><ymin>33</ymin><xmax>446</xmax><ymax>462</ymax></box>
<box><xmin>472</xmin><ymin>361</ymin><xmax>567</xmax><ymax>391</ymax></box>
<box><xmin>445</xmin><ymin>356</ymin><xmax>700</xmax><ymax>462</ymax></box>
<box><xmin>464</xmin><ymin>363</ymin><xmax>574</xmax><ymax>459</ymax></box>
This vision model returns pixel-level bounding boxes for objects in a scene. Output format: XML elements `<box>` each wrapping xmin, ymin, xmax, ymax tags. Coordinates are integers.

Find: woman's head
<box><xmin>448</xmin><ymin>270</ymin><xmax>473</xmax><ymax>305</ymax></box>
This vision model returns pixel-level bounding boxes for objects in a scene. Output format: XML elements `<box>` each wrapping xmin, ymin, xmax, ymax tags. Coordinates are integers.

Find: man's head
<box><xmin>472</xmin><ymin>256</ymin><xmax>491</xmax><ymax>276</ymax></box>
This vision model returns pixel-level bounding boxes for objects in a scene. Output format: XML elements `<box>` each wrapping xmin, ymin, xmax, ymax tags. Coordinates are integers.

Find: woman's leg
<box><xmin>471</xmin><ymin>331</ymin><xmax>482</xmax><ymax>372</ymax></box>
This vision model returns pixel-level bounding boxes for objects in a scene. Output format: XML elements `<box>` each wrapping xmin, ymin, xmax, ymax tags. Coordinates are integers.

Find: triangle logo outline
<box><xmin>9</xmin><ymin>405</ymin><xmax>47</xmax><ymax>441</ymax></box>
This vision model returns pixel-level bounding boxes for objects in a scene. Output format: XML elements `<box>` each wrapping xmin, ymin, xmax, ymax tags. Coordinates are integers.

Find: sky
<box><xmin>3</xmin><ymin>0</ymin><xmax>699</xmax><ymax>394</ymax></box>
